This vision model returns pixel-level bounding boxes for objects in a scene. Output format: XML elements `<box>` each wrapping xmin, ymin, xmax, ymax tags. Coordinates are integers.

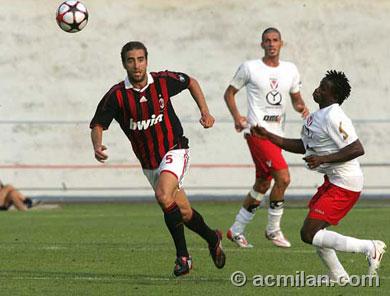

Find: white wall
<box><xmin>1</xmin><ymin>0</ymin><xmax>389</xmax><ymax>199</ymax></box>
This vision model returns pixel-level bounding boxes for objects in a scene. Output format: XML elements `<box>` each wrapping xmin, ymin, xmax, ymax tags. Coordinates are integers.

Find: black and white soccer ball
<box><xmin>56</xmin><ymin>1</ymin><xmax>88</xmax><ymax>33</ymax></box>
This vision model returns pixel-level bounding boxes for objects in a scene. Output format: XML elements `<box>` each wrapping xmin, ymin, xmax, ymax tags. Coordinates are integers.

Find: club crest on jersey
<box><xmin>129</xmin><ymin>114</ymin><xmax>163</xmax><ymax>131</ymax></box>
<box><xmin>266</xmin><ymin>90</ymin><xmax>282</xmax><ymax>105</ymax></box>
<box><xmin>266</xmin><ymin>77</ymin><xmax>282</xmax><ymax>105</ymax></box>
<box><xmin>158</xmin><ymin>94</ymin><xmax>165</xmax><ymax>110</ymax></box>
<box><xmin>269</xmin><ymin>77</ymin><xmax>279</xmax><ymax>90</ymax></box>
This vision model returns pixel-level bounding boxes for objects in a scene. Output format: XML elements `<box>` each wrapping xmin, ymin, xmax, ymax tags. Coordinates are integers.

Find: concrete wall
<box><xmin>1</xmin><ymin>0</ymin><xmax>390</xmax><ymax>199</ymax></box>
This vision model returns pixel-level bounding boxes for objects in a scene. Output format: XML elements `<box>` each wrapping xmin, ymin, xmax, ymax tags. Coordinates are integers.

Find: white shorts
<box><xmin>143</xmin><ymin>149</ymin><xmax>190</xmax><ymax>190</ymax></box>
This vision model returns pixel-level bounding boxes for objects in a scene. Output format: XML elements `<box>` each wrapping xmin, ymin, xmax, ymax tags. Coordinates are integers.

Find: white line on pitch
<box><xmin>0</xmin><ymin>275</ymin><xmax>227</xmax><ymax>282</ymax></box>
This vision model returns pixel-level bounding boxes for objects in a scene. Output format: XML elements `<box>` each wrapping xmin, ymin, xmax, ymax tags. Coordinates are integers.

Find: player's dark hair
<box><xmin>121</xmin><ymin>41</ymin><xmax>148</xmax><ymax>63</ymax></box>
<box><xmin>261</xmin><ymin>27</ymin><xmax>281</xmax><ymax>41</ymax></box>
<box><xmin>324</xmin><ymin>70</ymin><xmax>351</xmax><ymax>105</ymax></box>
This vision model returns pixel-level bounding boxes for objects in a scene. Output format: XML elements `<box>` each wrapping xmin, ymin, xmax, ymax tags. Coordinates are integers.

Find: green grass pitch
<box><xmin>0</xmin><ymin>201</ymin><xmax>388</xmax><ymax>295</ymax></box>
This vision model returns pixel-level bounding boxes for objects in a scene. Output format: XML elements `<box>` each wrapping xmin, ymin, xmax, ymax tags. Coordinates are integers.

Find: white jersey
<box><xmin>230</xmin><ymin>59</ymin><xmax>301</xmax><ymax>136</ymax></box>
<box><xmin>301</xmin><ymin>104</ymin><xmax>363</xmax><ymax>192</ymax></box>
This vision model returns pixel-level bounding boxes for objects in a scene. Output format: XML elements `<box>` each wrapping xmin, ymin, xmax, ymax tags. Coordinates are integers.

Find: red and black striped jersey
<box><xmin>90</xmin><ymin>71</ymin><xmax>191</xmax><ymax>169</ymax></box>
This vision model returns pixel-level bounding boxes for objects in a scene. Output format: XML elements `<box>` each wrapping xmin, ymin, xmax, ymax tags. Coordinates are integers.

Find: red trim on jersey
<box><xmin>115</xmin><ymin>89</ymin><xmax>127</xmax><ymax>123</ymax></box>
<box><xmin>150</xmin><ymin>84</ymin><xmax>166</xmax><ymax>159</ymax></box>
<box><xmin>159</xmin><ymin>78</ymin><xmax>174</xmax><ymax>149</ymax></box>
<box><xmin>126</xmin><ymin>90</ymin><xmax>144</xmax><ymax>165</ymax></box>
<box><xmin>126</xmin><ymin>89</ymin><xmax>137</xmax><ymax>122</ymax></box>
<box><xmin>116</xmin><ymin>89</ymin><xmax>124</xmax><ymax>109</ymax></box>
<box><xmin>104</xmin><ymin>83</ymin><xmax>122</xmax><ymax>107</ymax></box>
<box><xmin>181</xmin><ymin>150</ymin><xmax>189</xmax><ymax>179</ymax></box>
<box><xmin>139</xmin><ymin>93</ymin><xmax>158</xmax><ymax>168</ymax></box>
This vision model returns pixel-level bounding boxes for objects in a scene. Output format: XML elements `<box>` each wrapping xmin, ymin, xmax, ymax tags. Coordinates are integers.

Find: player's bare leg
<box><xmin>265</xmin><ymin>168</ymin><xmax>291</xmax><ymax>248</ymax></box>
<box><xmin>0</xmin><ymin>185</ymin><xmax>27</xmax><ymax>211</ymax></box>
<box><xmin>174</xmin><ymin>189</ymin><xmax>192</xmax><ymax>222</ymax></box>
<box><xmin>0</xmin><ymin>186</ymin><xmax>12</xmax><ymax>208</ymax></box>
<box><xmin>175</xmin><ymin>189</ymin><xmax>226</xmax><ymax>269</ymax></box>
<box><xmin>155</xmin><ymin>172</ymin><xmax>191</xmax><ymax>276</ymax></box>
<box><xmin>227</xmin><ymin>178</ymin><xmax>270</xmax><ymax>248</ymax></box>
<box><xmin>302</xmin><ymin>217</ymin><xmax>386</xmax><ymax>278</ymax></box>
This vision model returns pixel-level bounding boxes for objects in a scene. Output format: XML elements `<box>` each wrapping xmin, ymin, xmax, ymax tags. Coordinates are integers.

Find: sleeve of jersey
<box><xmin>326</xmin><ymin>111</ymin><xmax>358</xmax><ymax>149</ymax></box>
<box><xmin>230</xmin><ymin>63</ymin><xmax>249</xmax><ymax>90</ymax></box>
<box><xmin>290</xmin><ymin>64</ymin><xmax>301</xmax><ymax>94</ymax></box>
<box><xmin>89</xmin><ymin>91</ymin><xmax>118</xmax><ymax>130</ymax></box>
<box><xmin>165</xmin><ymin>71</ymin><xmax>190</xmax><ymax>97</ymax></box>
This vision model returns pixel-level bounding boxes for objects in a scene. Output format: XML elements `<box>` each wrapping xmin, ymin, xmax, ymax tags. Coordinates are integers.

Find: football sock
<box><xmin>312</xmin><ymin>229</ymin><xmax>373</xmax><ymax>256</ymax></box>
<box><xmin>184</xmin><ymin>208</ymin><xmax>218</xmax><ymax>247</ymax></box>
<box><xmin>316</xmin><ymin>247</ymin><xmax>348</xmax><ymax>277</ymax></box>
<box><xmin>266</xmin><ymin>200</ymin><xmax>284</xmax><ymax>233</ymax></box>
<box><xmin>230</xmin><ymin>207</ymin><xmax>255</xmax><ymax>234</ymax></box>
<box><xmin>163</xmin><ymin>202</ymin><xmax>189</xmax><ymax>258</ymax></box>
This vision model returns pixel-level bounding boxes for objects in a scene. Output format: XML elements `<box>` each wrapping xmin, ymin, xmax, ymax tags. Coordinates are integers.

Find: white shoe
<box><xmin>265</xmin><ymin>230</ymin><xmax>291</xmax><ymax>248</ymax></box>
<box><xmin>367</xmin><ymin>240</ymin><xmax>386</xmax><ymax>276</ymax></box>
<box><xmin>226</xmin><ymin>229</ymin><xmax>253</xmax><ymax>248</ymax></box>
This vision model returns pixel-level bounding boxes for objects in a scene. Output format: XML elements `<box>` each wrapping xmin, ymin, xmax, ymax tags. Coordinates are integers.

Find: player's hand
<box><xmin>301</xmin><ymin>106</ymin><xmax>310</xmax><ymax>119</ymax></box>
<box><xmin>250</xmin><ymin>125</ymin><xmax>268</xmax><ymax>138</ymax></box>
<box><xmin>94</xmin><ymin>144</ymin><xmax>108</xmax><ymax>163</ymax></box>
<box><xmin>199</xmin><ymin>112</ymin><xmax>215</xmax><ymax>128</ymax></box>
<box><xmin>303</xmin><ymin>155</ymin><xmax>324</xmax><ymax>169</ymax></box>
<box><xmin>234</xmin><ymin>116</ymin><xmax>248</xmax><ymax>132</ymax></box>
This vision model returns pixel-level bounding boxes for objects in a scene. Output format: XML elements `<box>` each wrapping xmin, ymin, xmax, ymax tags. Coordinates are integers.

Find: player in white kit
<box><xmin>224</xmin><ymin>27</ymin><xmax>309</xmax><ymax>248</ymax></box>
<box><xmin>252</xmin><ymin>70</ymin><xmax>386</xmax><ymax>282</ymax></box>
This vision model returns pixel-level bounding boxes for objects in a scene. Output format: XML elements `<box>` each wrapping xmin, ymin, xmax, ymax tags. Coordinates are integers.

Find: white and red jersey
<box><xmin>301</xmin><ymin>104</ymin><xmax>363</xmax><ymax>192</ymax></box>
<box><xmin>230</xmin><ymin>59</ymin><xmax>301</xmax><ymax>136</ymax></box>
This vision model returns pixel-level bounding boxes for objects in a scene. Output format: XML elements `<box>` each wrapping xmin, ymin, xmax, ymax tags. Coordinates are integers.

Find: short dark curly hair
<box><xmin>324</xmin><ymin>70</ymin><xmax>351</xmax><ymax>105</ymax></box>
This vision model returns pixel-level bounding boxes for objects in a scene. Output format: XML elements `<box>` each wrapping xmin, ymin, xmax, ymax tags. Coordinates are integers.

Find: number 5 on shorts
<box><xmin>165</xmin><ymin>154</ymin><xmax>173</xmax><ymax>164</ymax></box>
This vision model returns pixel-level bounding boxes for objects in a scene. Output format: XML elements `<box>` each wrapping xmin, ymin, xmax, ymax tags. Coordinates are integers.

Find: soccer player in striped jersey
<box><xmin>90</xmin><ymin>41</ymin><xmax>225</xmax><ymax>277</ymax></box>
<box><xmin>251</xmin><ymin>70</ymin><xmax>386</xmax><ymax>282</ymax></box>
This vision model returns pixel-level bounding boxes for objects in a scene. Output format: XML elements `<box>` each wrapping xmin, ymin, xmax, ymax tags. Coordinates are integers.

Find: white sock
<box><xmin>266</xmin><ymin>207</ymin><xmax>283</xmax><ymax>233</ymax></box>
<box><xmin>316</xmin><ymin>247</ymin><xmax>348</xmax><ymax>277</ymax></box>
<box><xmin>313</xmin><ymin>229</ymin><xmax>373</xmax><ymax>256</ymax></box>
<box><xmin>230</xmin><ymin>207</ymin><xmax>254</xmax><ymax>234</ymax></box>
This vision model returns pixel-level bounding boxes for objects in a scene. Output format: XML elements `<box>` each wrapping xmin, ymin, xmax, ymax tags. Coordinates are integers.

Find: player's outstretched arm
<box><xmin>91</xmin><ymin>125</ymin><xmax>108</xmax><ymax>163</ymax></box>
<box><xmin>303</xmin><ymin>139</ymin><xmax>364</xmax><ymax>169</ymax></box>
<box><xmin>224</xmin><ymin>85</ymin><xmax>247</xmax><ymax>132</ymax></box>
<box><xmin>188</xmin><ymin>77</ymin><xmax>215</xmax><ymax>128</ymax></box>
<box><xmin>290</xmin><ymin>92</ymin><xmax>309</xmax><ymax>118</ymax></box>
<box><xmin>251</xmin><ymin>125</ymin><xmax>305</xmax><ymax>154</ymax></box>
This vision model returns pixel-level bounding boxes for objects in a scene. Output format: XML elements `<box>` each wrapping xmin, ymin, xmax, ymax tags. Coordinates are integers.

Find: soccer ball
<box><xmin>56</xmin><ymin>1</ymin><xmax>88</xmax><ymax>33</ymax></box>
